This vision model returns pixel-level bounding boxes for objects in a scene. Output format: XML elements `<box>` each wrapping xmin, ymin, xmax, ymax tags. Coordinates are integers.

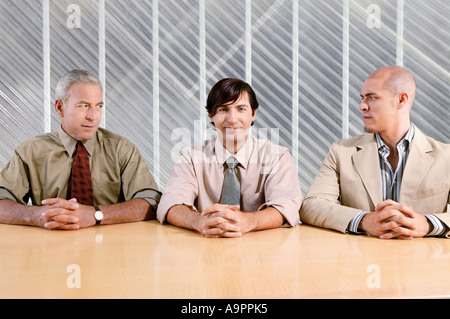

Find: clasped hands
<box><xmin>360</xmin><ymin>199</ymin><xmax>432</xmax><ymax>240</ymax></box>
<box><xmin>40</xmin><ymin>198</ymin><xmax>95</xmax><ymax>230</ymax></box>
<box><xmin>198</xmin><ymin>203</ymin><xmax>250</xmax><ymax>238</ymax></box>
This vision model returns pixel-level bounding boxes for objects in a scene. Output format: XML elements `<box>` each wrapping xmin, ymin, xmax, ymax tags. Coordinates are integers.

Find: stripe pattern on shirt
<box><xmin>348</xmin><ymin>125</ymin><xmax>445</xmax><ymax>236</ymax></box>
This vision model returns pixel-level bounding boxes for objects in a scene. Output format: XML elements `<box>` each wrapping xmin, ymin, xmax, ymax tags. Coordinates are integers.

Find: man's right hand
<box><xmin>360</xmin><ymin>199</ymin><xmax>431</xmax><ymax>239</ymax></box>
<box><xmin>40</xmin><ymin>198</ymin><xmax>95</xmax><ymax>230</ymax></box>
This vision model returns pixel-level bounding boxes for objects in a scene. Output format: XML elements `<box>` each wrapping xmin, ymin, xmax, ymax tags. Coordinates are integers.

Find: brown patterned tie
<box><xmin>69</xmin><ymin>141</ymin><xmax>94</xmax><ymax>205</ymax></box>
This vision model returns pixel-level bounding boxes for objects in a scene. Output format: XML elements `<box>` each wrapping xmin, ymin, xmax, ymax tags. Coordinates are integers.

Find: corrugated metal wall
<box><xmin>1</xmin><ymin>0</ymin><xmax>449</xmax><ymax>193</ymax></box>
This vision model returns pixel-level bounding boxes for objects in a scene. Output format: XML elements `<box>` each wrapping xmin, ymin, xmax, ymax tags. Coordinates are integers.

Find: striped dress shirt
<box><xmin>348</xmin><ymin>125</ymin><xmax>446</xmax><ymax>236</ymax></box>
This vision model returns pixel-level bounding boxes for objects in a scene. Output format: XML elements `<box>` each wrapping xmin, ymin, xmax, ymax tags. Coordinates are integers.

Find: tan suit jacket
<box><xmin>300</xmin><ymin>125</ymin><xmax>450</xmax><ymax>235</ymax></box>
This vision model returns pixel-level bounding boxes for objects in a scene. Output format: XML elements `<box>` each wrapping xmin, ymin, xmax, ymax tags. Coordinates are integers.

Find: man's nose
<box><xmin>226</xmin><ymin>109</ymin><xmax>238</xmax><ymax>123</ymax></box>
<box><xmin>359</xmin><ymin>100</ymin><xmax>368</xmax><ymax>112</ymax></box>
<box><xmin>86</xmin><ymin>106</ymin><xmax>96</xmax><ymax>120</ymax></box>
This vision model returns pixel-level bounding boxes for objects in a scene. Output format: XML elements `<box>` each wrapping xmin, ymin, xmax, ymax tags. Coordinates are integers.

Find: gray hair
<box><xmin>54</xmin><ymin>69</ymin><xmax>102</xmax><ymax>103</ymax></box>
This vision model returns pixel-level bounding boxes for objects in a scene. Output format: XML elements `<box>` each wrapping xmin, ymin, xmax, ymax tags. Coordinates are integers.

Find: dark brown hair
<box><xmin>206</xmin><ymin>78</ymin><xmax>259</xmax><ymax>116</ymax></box>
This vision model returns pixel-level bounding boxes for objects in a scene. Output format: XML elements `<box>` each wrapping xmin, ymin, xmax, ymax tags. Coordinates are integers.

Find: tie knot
<box><xmin>225</xmin><ymin>157</ymin><xmax>238</xmax><ymax>169</ymax></box>
<box><xmin>76</xmin><ymin>140</ymin><xmax>84</xmax><ymax>150</ymax></box>
<box><xmin>75</xmin><ymin>141</ymin><xmax>89</xmax><ymax>155</ymax></box>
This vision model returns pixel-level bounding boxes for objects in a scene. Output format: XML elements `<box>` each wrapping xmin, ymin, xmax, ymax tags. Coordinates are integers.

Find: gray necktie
<box><xmin>220</xmin><ymin>157</ymin><xmax>240</xmax><ymax>205</ymax></box>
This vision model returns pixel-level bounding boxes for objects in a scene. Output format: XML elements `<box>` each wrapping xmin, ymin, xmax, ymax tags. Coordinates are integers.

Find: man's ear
<box><xmin>208</xmin><ymin>114</ymin><xmax>215</xmax><ymax>127</ymax></box>
<box><xmin>55</xmin><ymin>99</ymin><xmax>64</xmax><ymax>117</ymax></box>
<box><xmin>252</xmin><ymin>108</ymin><xmax>257</xmax><ymax>118</ymax></box>
<box><xmin>398</xmin><ymin>92</ymin><xmax>409</xmax><ymax>109</ymax></box>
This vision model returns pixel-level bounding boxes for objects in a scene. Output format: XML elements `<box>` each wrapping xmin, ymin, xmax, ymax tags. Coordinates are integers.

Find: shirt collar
<box><xmin>375</xmin><ymin>123</ymin><xmax>415</xmax><ymax>155</ymax></box>
<box><xmin>214</xmin><ymin>135</ymin><xmax>253</xmax><ymax>169</ymax></box>
<box><xmin>58</xmin><ymin>127</ymin><xmax>96</xmax><ymax>157</ymax></box>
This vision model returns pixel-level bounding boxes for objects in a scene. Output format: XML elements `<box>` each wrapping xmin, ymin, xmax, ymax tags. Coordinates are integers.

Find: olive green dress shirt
<box><xmin>0</xmin><ymin>128</ymin><xmax>160</xmax><ymax>210</ymax></box>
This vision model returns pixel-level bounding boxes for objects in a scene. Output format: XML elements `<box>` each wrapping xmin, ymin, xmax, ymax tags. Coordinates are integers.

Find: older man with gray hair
<box><xmin>0</xmin><ymin>69</ymin><xmax>160</xmax><ymax>230</ymax></box>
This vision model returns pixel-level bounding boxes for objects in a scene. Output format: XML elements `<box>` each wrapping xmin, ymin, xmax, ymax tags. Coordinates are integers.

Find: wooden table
<box><xmin>1</xmin><ymin>220</ymin><xmax>449</xmax><ymax>299</ymax></box>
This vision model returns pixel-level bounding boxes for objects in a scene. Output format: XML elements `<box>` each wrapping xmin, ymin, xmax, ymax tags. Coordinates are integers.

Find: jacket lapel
<box><xmin>400</xmin><ymin>127</ymin><xmax>434</xmax><ymax>202</ymax></box>
<box><xmin>352</xmin><ymin>133</ymin><xmax>383</xmax><ymax>208</ymax></box>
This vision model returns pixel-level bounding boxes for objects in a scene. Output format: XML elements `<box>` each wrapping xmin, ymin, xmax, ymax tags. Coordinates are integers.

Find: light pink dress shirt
<box><xmin>157</xmin><ymin>136</ymin><xmax>303</xmax><ymax>226</ymax></box>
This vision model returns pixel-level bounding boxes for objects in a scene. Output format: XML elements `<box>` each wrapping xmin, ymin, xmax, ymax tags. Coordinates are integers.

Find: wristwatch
<box><xmin>94</xmin><ymin>205</ymin><xmax>103</xmax><ymax>225</ymax></box>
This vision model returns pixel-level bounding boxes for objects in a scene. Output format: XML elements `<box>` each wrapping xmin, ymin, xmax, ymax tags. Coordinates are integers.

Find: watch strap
<box><xmin>94</xmin><ymin>205</ymin><xmax>102</xmax><ymax>225</ymax></box>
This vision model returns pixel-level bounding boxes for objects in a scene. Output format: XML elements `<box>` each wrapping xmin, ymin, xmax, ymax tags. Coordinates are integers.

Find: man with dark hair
<box><xmin>206</xmin><ymin>77</ymin><xmax>259</xmax><ymax>116</ymax></box>
<box><xmin>157</xmin><ymin>78</ymin><xmax>303</xmax><ymax>237</ymax></box>
<box><xmin>300</xmin><ymin>66</ymin><xmax>450</xmax><ymax>239</ymax></box>
<box><xmin>0</xmin><ymin>69</ymin><xmax>160</xmax><ymax>229</ymax></box>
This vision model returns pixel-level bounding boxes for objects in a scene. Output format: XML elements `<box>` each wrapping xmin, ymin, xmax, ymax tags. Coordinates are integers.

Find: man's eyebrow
<box><xmin>75</xmin><ymin>100</ymin><xmax>103</xmax><ymax>105</ymax></box>
<box><xmin>218</xmin><ymin>103</ymin><xmax>249</xmax><ymax>108</ymax></box>
<box><xmin>360</xmin><ymin>92</ymin><xmax>376</xmax><ymax>97</ymax></box>
<box><xmin>75</xmin><ymin>100</ymin><xmax>91</xmax><ymax>105</ymax></box>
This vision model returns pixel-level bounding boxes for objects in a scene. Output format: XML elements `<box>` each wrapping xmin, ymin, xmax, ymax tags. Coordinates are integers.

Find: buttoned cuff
<box><xmin>425</xmin><ymin>214</ymin><xmax>448</xmax><ymax>237</ymax></box>
<box><xmin>347</xmin><ymin>211</ymin><xmax>368</xmax><ymax>234</ymax></box>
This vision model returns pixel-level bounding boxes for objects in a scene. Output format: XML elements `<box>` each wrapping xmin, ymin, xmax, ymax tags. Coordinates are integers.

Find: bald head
<box><xmin>359</xmin><ymin>66</ymin><xmax>416</xmax><ymax>139</ymax></box>
<box><xmin>367</xmin><ymin>66</ymin><xmax>416</xmax><ymax>108</ymax></box>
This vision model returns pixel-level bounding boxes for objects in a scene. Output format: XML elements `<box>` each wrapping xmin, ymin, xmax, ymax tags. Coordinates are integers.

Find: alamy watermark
<box><xmin>66</xmin><ymin>4</ymin><xmax>81</xmax><ymax>29</ymax></box>
<box><xmin>366</xmin><ymin>263</ymin><xmax>381</xmax><ymax>289</ymax></box>
<box><xmin>66</xmin><ymin>264</ymin><xmax>81</xmax><ymax>288</ymax></box>
<box><xmin>366</xmin><ymin>4</ymin><xmax>381</xmax><ymax>29</ymax></box>
<box><xmin>171</xmin><ymin>121</ymin><xmax>281</xmax><ymax>174</ymax></box>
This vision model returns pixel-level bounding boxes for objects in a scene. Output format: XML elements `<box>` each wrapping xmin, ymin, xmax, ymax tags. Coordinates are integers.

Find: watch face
<box><xmin>94</xmin><ymin>210</ymin><xmax>103</xmax><ymax>221</ymax></box>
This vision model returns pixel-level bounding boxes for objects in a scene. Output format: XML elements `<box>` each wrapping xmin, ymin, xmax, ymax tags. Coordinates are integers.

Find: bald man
<box><xmin>300</xmin><ymin>66</ymin><xmax>450</xmax><ymax>239</ymax></box>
